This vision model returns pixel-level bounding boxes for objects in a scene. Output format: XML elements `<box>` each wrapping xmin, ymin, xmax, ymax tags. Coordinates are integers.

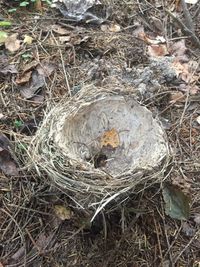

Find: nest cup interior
<box><xmin>55</xmin><ymin>95</ymin><xmax>168</xmax><ymax>177</ymax></box>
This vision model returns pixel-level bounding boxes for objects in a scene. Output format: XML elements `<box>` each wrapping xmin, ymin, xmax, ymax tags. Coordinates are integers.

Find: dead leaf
<box><xmin>10</xmin><ymin>246</ymin><xmax>25</xmax><ymax>263</ymax></box>
<box><xmin>169</xmin><ymin>40</ymin><xmax>187</xmax><ymax>58</ymax></box>
<box><xmin>179</xmin><ymin>84</ymin><xmax>199</xmax><ymax>95</ymax></box>
<box><xmin>132</xmin><ymin>25</ymin><xmax>145</xmax><ymax>38</ymax></box>
<box><xmin>148</xmin><ymin>44</ymin><xmax>168</xmax><ymax>57</ymax></box>
<box><xmin>138</xmin><ymin>31</ymin><xmax>166</xmax><ymax>45</ymax></box>
<box><xmin>36</xmin><ymin>232</ymin><xmax>54</xmax><ymax>250</ymax></box>
<box><xmin>72</xmin><ymin>35</ymin><xmax>90</xmax><ymax>45</ymax></box>
<box><xmin>171</xmin><ymin>60</ymin><xmax>191</xmax><ymax>83</ymax></box>
<box><xmin>101</xmin><ymin>23</ymin><xmax>121</xmax><ymax>32</ymax></box>
<box><xmin>5</xmin><ymin>33</ymin><xmax>21</xmax><ymax>52</ymax></box>
<box><xmin>20</xmin><ymin>70</ymin><xmax>45</xmax><ymax>99</ymax></box>
<box><xmin>151</xmin><ymin>16</ymin><xmax>164</xmax><ymax>32</ymax></box>
<box><xmin>59</xmin><ymin>36</ymin><xmax>71</xmax><ymax>44</ymax></box>
<box><xmin>51</xmin><ymin>24</ymin><xmax>70</xmax><ymax>35</ymax></box>
<box><xmin>185</xmin><ymin>0</ymin><xmax>198</xmax><ymax>3</ymax></box>
<box><xmin>0</xmin><ymin>134</ymin><xmax>18</xmax><ymax>176</ymax></box>
<box><xmin>194</xmin><ymin>214</ymin><xmax>200</xmax><ymax>224</ymax></box>
<box><xmin>34</xmin><ymin>0</ymin><xmax>42</xmax><ymax>11</ymax></box>
<box><xmin>111</xmin><ymin>24</ymin><xmax>121</xmax><ymax>32</ymax></box>
<box><xmin>170</xmin><ymin>91</ymin><xmax>185</xmax><ymax>103</ymax></box>
<box><xmin>172</xmin><ymin>175</ymin><xmax>191</xmax><ymax>196</ymax></box>
<box><xmin>100</xmin><ymin>128</ymin><xmax>120</xmax><ymax>148</ymax></box>
<box><xmin>23</xmin><ymin>60</ymin><xmax>39</xmax><ymax>73</ymax></box>
<box><xmin>190</xmin><ymin>85</ymin><xmax>199</xmax><ymax>95</ymax></box>
<box><xmin>54</xmin><ymin>205</ymin><xmax>72</xmax><ymax>220</ymax></box>
<box><xmin>0</xmin><ymin>64</ymin><xmax>18</xmax><ymax>75</ymax></box>
<box><xmin>182</xmin><ymin>222</ymin><xmax>195</xmax><ymax>237</ymax></box>
<box><xmin>31</xmin><ymin>94</ymin><xmax>44</xmax><ymax>104</ymax></box>
<box><xmin>16</xmin><ymin>71</ymin><xmax>32</xmax><ymax>85</ymax></box>
<box><xmin>36</xmin><ymin>61</ymin><xmax>55</xmax><ymax>77</ymax></box>
<box><xmin>196</xmin><ymin>116</ymin><xmax>200</xmax><ymax>125</ymax></box>
<box><xmin>23</xmin><ymin>35</ymin><xmax>33</xmax><ymax>45</ymax></box>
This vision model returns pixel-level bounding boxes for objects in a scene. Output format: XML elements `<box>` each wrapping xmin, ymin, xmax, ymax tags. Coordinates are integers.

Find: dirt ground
<box><xmin>0</xmin><ymin>0</ymin><xmax>200</xmax><ymax>266</ymax></box>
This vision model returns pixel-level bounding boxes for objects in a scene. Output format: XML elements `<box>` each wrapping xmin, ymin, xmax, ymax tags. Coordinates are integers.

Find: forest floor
<box><xmin>0</xmin><ymin>0</ymin><xmax>200</xmax><ymax>266</ymax></box>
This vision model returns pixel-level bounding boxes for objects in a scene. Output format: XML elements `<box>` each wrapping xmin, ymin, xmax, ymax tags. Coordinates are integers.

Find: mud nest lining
<box><xmin>30</xmin><ymin>85</ymin><xmax>170</xmax><ymax>213</ymax></box>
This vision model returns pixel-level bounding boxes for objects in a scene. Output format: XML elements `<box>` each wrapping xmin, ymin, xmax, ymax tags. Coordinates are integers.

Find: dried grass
<box><xmin>28</xmin><ymin>84</ymin><xmax>170</xmax><ymax>218</ymax></box>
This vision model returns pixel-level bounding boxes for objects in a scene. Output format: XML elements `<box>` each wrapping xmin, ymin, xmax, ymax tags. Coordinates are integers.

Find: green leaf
<box><xmin>0</xmin><ymin>31</ymin><xmax>8</xmax><ymax>43</ymax></box>
<box><xmin>0</xmin><ymin>21</ymin><xmax>12</xmax><ymax>27</ymax></box>
<box><xmin>8</xmin><ymin>8</ymin><xmax>18</xmax><ymax>13</ymax></box>
<box><xmin>20</xmin><ymin>1</ymin><xmax>29</xmax><ymax>6</ymax></box>
<box><xmin>17</xmin><ymin>143</ymin><xmax>28</xmax><ymax>151</ymax></box>
<box><xmin>162</xmin><ymin>184</ymin><xmax>190</xmax><ymax>220</ymax></box>
<box><xmin>14</xmin><ymin>120</ymin><xmax>23</xmax><ymax>129</ymax></box>
<box><xmin>21</xmin><ymin>53</ymin><xmax>32</xmax><ymax>59</ymax></box>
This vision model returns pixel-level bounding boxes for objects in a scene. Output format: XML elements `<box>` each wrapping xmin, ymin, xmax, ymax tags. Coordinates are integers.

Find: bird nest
<box><xmin>30</xmin><ymin>85</ymin><xmax>170</xmax><ymax>217</ymax></box>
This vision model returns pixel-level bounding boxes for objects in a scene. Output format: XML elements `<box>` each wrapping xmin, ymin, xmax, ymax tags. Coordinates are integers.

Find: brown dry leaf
<box><xmin>169</xmin><ymin>40</ymin><xmax>187</xmax><ymax>58</ymax></box>
<box><xmin>36</xmin><ymin>61</ymin><xmax>55</xmax><ymax>77</ymax></box>
<box><xmin>54</xmin><ymin>205</ymin><xmax>72</xmax><ymax>220</ymax></box>
<box><xmin>132</xmin><ymin>25</ymin><xmax>145</xmax><ymax>38</ymax></box>
<box><xmin>137</xmin><ymin>31</ymin><xmax>166</xmax><ymax>45</ymax></box>
<box><xmin>100</xmin><ymin>128</ymin><xmax>120</xmax><ymax>148</ymax></box>
<box><xmin>5</xmin><ymin>33</ymin><xmax>21</xmax><ymax>52</ymax></box>
<box><xmin>31</xmin><ymin>94</ymin><xmax>44</xmax><ymax>104</ymax></box>
<box><xmin>16</xmin><ymin>71</ymin><xmax>32</xmax><ymax>85</ymax></box>
<box><xmin>72</xmin><ymin>35</ymin><xmax>90</xmax><ymax>45</ymax></box>
<box><xmin>151</xmin><ymin>16</ymin><xmax>164</xmax><ymax>32</ymax></box>
<box><xmin>36</xmin><ymin>232</ymin><xmax>54</xmax><ymax>250</ymax></box>
<box><xmin>172</xmin><ymin>175</ymin><xmax>191</xmax><ymax>196</ymax></box>
<box><xmin>190</xmin><ymin>85</ymin><xmax>199</xmax><ymax>95</ymax></box>
<box><xmin>51</xmin><ymin>24</ymin><xmax>70</xmax><ymax>35</ymax></box>
<box><xmin>20</xmin><ymin>70</ymin><xmax>45</xmax><ymax>99</ymax></box>
<box><xmin>10</xmin><ymin>246</ymin><xmax>25</xmax><ymax>263</ymax></box>
<box><xmin>101</xmin><ymin>23</ymin><xmax>121</xmax><ymax>32</ymax></box>
<box><xmin>148</xmin><ymin>44</ymin><xmax>168</xmax><ymax>57</ymax></box>
<box><xmin>59</xmin><ymin>36</ymin><xmax>71</xmax><ymax>44</ymax></box>
<box><xmin>0</xmin><ymin>134</ymin><xmax>18</xmax><ymax>176</ymax></box>
<box><xmin>170</xmin><ymin>91</ymin><xmax>185</xmax><ymax>103</ymax></box>
<box><xmin>171</xmin><ymin>60</ymin><xmax>191</xmax><ymax>83</ymax></box>
<box><xmin>35</xmin><ymin>0</ymin><xmax>42</xmax><ymax>11</ymax></box>
<box><xmin>23</xmin><ymin>60</ymin><xmax>39</xmax><ymax>72</ymax></box>
<box><xmin>109</xmin><ymin>24</ymin><xmax>121</xmax><ymax>32</ymax></box>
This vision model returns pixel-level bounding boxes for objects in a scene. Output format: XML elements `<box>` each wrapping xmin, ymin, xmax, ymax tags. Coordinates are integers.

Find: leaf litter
<box><xmin>0</xmin><ymin>134</ymin><xmax>18</xmax><ymax>176</ymax></box>
<box><xmin>5</xmin><ymin>33</ymin><xmax>21</xmax><ymax>52</ymax></box>
<box><xmin>17</xmin><ymin>60</ymin><xmax>56</xmax><ymax>99</ymax></box>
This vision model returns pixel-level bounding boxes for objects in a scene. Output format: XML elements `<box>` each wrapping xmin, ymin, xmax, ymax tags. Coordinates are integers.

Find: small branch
<box><xmin>180</xmin><ymin>0</ymin><xmax>195</xmax><ymax>32</ymax></box>
<box><xmin>166</xmin><ymin>9</ymin><xmax>200</xmax><ymax>49</ymax></box>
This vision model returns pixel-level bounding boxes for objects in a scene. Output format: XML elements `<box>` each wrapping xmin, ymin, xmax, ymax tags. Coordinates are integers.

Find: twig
<box><xmin>51</xmin><ymin>31</ymin><xmax>71</xmax><ymax>97</ymax></box>
<box><xmin>179</xmin><ymin>59</ymin><xmax>200</xmax><ymax>125</ymax></box>
<box><xmin>153</xmin><ymin>216</ymin><xmax>164</xmax><ymax>267</ymax></box>
<box><xmin>166</xmin><ymin>9</ymin><xmax>200</xmax><ymax>48</ymax></box>
<box><xmin>174</xmin><ymin>228</ymin><xmax>200</xmax><ymax>264</ymax></box>
<box><xmin>180</xmin><ymin>0</ymin><xmax>195</xmax><ymax>32</ymax></box>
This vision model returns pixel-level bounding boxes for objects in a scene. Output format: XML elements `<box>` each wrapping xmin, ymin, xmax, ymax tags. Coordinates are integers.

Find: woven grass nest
<box><xmin>31</xmin><ymin>85</ymin><xmax>170</xmax><ymax>217</ymax></box>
